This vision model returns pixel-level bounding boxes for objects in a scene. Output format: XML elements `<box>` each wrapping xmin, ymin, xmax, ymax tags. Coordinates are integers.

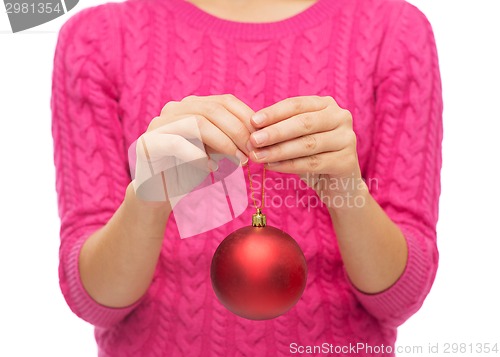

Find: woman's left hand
<box><xmin>247</xmin><ymin>96</ymin><xmax>365</xmax><ymax>206</ymax></box>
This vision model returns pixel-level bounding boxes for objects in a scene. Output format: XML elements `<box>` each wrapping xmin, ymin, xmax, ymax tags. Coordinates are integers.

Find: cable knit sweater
<box><xmin>51</xmin><ymin>0</ymin><xmax>442</xmax><ymax>355</ymax></box>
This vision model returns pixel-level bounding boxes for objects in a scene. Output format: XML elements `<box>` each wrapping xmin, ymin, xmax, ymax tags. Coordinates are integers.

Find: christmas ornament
<box><xmin>210</xmin><ymin>165</ymin><xmax>307</xmax><ymax>320</ymax></box>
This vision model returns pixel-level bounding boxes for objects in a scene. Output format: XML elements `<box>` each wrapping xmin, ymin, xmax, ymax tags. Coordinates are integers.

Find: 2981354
<box><xmin>443</xmin><ymin>343</ymin><xmax>499</xmax><ymax>354</ymax></box>
<box><xmin>5</xmin><ymin>2</ymin><xmax>63</xmax><ymax>14</ymax></box>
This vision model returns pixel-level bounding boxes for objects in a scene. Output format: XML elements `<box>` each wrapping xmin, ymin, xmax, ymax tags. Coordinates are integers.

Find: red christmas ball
<box><xmin>211</xmin><ymin>225</ymin><xmax>307</xmax><ymax>320</ymax></box>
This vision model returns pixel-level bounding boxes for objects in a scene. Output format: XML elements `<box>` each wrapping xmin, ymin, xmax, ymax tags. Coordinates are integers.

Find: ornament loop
<box><xmin>252</xmin><ymin>208</ymin><xmax>267</xmax><ymax>227</ymax></box>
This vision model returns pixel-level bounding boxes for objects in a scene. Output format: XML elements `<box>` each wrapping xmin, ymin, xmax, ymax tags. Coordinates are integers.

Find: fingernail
<box><xmin>207</xmin><ymin>159</ymin><xmax>218</xmax><ymax>172</ymax></box>
<box><xmin>246</xmin><ymin>140</ymin><xmax>255</xmax><ymax>153</ymax></box>
<box><xmin>267</xmin><ymin>161</ymin><xmax>281</xmax><ymax>167</ymax></box>
<box><xmin>235</xmin><ymin>150</ymin><xmax>248</xmax><ymax>165</ymax></box>
<box><xmin>252</xmin><ymin>150</ymin><xmax>268</xmax><ymax>160</ymax></box>
<box><xmin>252</xmin><ymin>112</ymin><xmax>266</xmax><ymax>126</ymax></box>
<box><xmin>251</xmin><ymin>131</ymin><xmax>269</xmax><ymax>145</ymax></box>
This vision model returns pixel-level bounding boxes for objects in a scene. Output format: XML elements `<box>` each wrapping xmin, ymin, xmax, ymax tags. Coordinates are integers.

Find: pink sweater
<box><xmin>51</xmin><ymin>0</ymin><xmax>442</xmax><ymax>355</ymax></box>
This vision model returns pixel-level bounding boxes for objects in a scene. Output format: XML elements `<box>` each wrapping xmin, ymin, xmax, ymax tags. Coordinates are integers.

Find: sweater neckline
<box><xmin>167</xmin><ymin>0</ymin><xmax>340</xmax><ymax>40</ymax></box>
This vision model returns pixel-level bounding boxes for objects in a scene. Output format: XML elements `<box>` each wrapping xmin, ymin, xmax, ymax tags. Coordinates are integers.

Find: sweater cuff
<box><xmin>346</xmin><ymin>225</ymin><xmax>433</xmax><ymax>326</ymax></box>
<box><xmin>63</xmin><ymin>229</ymin><xmax>143</xmax><ymax>328</ymax></box>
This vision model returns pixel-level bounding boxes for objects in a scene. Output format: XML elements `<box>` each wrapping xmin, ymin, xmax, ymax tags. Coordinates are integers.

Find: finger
<box><xmin>264</xmin><ymin>150</ymin><xmax>355</xmax><ymax>176</ymax></box>
<box><xmin>153</xmin><ymin>115</ymin><xmax>203</xmax><ymax>139</ymax></box>
<box><xmin>151</xmin><ymin>115</ymin><xmax>222</xmax><ymax>164</ymax></box>
<box><xmin>147</xmin><ymin>116</ymin><xmax>168</xmax><ymax>132</ymax></box>
<box><xmin>137</xmin><ymin>133</ymin><xmax>219</xmax><ymax>202</ymax></box>
<box><xmin>249</xmin><ymin>109</ymin><xmax>340</xmax><ymax>148</ymax></box>
<box><xmin>183</xmin><ymin>94</ymin><xmax>256</xmax><ymax>135</ymax></box>
<box><xmin>148</xmin><ymin>114</ymin><xmax>248</xmax><ymax>165</ymax></box>
<box><xmin>138</xmin><ymin>132</ymin><xmax>208</xmax><ymax>173</ymax></box>
<box><xmin>250</xmin><ymin>96</ymin><xmax>333</xmax><ymax>128</ymax></box>
<box><xmin>250</xmin><ymin>130</ymin><xmax>352</xmax><ymax>163</ymax></box>
<box><xmin>195</xmin><ymin>115</ymin><xmax>248</xmax><ymax>163</ymax></box>
<box><xmin>179</xmin><ymin>99</ymin><xmax>251</xmax><ymax>155</ymax></box>
<box><xmin>214</xmin><ymin>94</ymin><xmax>256</xmax><ymax>134</ymax></box>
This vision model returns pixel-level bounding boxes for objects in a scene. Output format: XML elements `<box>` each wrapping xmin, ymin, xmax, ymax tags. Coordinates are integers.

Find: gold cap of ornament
<box><xmin>252</xmin><ymin>208</ymin><xmax>267</xmax><ymax>227</ymax></box>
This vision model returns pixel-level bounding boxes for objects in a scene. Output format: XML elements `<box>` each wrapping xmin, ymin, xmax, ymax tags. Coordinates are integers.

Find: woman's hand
<box><xmin>248</xmin><ymin>96</ymin><xmax>408</xmax><ymax>295</ymax></box>
<box><xmin>147</xmin><ymin>94</ymin><xmax>255</xmax><ymax>163</ymax></box>
<box><xmin>247</xmin><ymin>96</ymin><xmax>365</xmax><ymax>207</ymax></box>
<box><xmin>132</xmin><ymin>94</ymin><xmax>255</xmax><ymax>204</ymax></box>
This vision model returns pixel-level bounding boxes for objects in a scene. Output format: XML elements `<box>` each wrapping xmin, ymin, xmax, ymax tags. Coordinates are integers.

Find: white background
<box><xmin>1</xmin><ymin>0</ymin><xmax>499</xmax><ymax>356</ymax></box>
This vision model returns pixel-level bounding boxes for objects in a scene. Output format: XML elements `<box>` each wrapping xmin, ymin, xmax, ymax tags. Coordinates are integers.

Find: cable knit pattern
<box><xmin>51</xmin><ymin>0</ymin><xmax>443</xmax><ymax>355</ymax></box>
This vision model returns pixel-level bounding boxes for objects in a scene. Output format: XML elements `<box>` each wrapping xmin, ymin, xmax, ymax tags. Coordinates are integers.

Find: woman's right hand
<box><xmin>131</xmin><ymin>94</ymin><xmax>255</xmax><ymax>203</ymax></box>
<box><xmin>146</xmin><ymin>94</ymin><xmax>255</xmax><ymax>164</ymax></box>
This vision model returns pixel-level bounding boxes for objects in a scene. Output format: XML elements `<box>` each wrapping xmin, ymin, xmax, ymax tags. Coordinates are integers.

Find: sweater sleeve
<box><xmin>350</xmin><ymin>2</ymin><xmax>443</xmax><ymax>327</ymax></box>
<box><xmin>51</xmin><ymin>5</ymin><xmax>138</xmax><ymax>328</ymax></box>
